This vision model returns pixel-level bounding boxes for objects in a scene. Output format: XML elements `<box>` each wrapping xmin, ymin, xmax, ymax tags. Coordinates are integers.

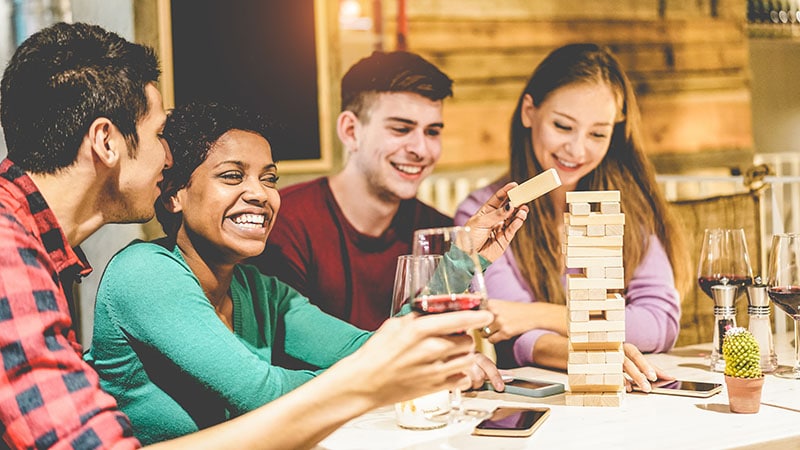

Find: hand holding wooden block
<box><xmin>507</xmin><ymin>168</ymin><xmax>562</xmax><ymax>207</ymax></box>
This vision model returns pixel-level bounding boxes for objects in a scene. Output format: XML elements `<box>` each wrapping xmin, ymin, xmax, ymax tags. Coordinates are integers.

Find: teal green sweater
<box><xmin>85</xmin><ymin>240</ymin><xmax>371</xmax><ymax>444</ymax></box>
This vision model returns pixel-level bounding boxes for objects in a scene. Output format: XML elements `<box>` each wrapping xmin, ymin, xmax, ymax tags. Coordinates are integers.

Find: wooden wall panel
<box><xmin>376</xmin><ymin>1</ymin><xmax>752</xmax><ymax>171</ymax></box>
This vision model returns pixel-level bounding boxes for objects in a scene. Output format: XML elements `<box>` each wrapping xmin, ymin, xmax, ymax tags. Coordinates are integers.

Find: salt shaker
<box><xmin>710</xmin><ymin>282</ymin><xmax>738</xmax><ymax>372</ymax></box>
<box><xmin>746</xmin><ymin>278</ymin><xmax>778</xmax><ymax>373</ymax></box>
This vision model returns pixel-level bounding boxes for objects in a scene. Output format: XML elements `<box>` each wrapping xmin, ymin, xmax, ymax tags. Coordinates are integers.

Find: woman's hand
<box><xmin>464</xmin><ymin>182</ymin><xmax>529</xmax><ymax>263</ymax></box>
<box><xmin>482</xmin><ymin>300</ymin><xmax>568</xmax><ymax>344</ymax></box>
<box><xmin>622</xmin><ymin>342</ymin><xmax>673</xmax><ymax>392</ymax></box>
<box><xmin>465</xmin><ymin>353</ymin><xmax>513</xmax><ymax>391</ymax></box>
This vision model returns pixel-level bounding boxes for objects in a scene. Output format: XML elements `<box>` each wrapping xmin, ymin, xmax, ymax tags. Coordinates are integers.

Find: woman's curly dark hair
<box><xmin>155</xmin><ymin>102</ymin><xmax>274</xmax><ymax>237</ymax></box>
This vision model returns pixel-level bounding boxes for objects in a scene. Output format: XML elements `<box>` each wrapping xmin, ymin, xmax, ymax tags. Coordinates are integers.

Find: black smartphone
<box><xmin>632</xmin><ymin>379</ymin><xmax>723</xmax><ymax>398</ymax></box>
<box><xmin>485</xmin><ymin>377</ymin><xmax>565</xmax><ymax>398</ymax></box>
<box><xmin>473</xmin><ymin>407</ymin><xmax>550</xmax><ymax>437</ymax></box>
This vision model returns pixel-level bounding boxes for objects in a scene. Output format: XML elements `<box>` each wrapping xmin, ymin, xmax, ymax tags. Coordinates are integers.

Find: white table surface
<box><xmin>316</xmin><ymin>332</ymin><xmax>800</xmax><ymax>450</ymax></box>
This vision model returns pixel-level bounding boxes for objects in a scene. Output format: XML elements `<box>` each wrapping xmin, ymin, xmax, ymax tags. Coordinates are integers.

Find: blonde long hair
<box><xmin>508</xmin><ymin>43</ymin><xmax>689</xmax><ymax>304</ymax></box>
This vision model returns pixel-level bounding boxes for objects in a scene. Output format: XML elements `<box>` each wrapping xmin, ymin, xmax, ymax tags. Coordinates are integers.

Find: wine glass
<box><xmin>410</xmin><ymin>226</ymin><xmax>490</xmax><ymax>423</ymax></box>
<box><xmin>697</xmin><ymin>228</ymin><xmax>755</xmax><ymax>301</ymax></box>
<box><xmin>766</xmin><ymin>233</ymin><xmax>800</xmax><ymax>379</ymax></box>
<box><xmin>698</xmin><ymin>228</ymin><xmax>754</xmax><ymax>371</ymax></box>
<box><xmin>390</xmin><ymin>255</ymin><xmax>450</xmax><ymax>430</ymax></box>
<box><xmin>390</xmin><ymin>254</ymin><xmax>442</xmax><ymax>318</ymax></box>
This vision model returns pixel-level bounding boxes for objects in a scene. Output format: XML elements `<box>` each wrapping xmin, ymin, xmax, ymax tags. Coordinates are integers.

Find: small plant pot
<box><xmin>724</xmin><ymin>375</ymin><xmax>764</xmax><ymax>414</ymax></box>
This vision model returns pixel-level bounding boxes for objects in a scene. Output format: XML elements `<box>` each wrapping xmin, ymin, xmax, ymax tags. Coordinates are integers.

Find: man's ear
<box><xmin>520</xmin><ymin>94</ymin><xmax>535</xmax><ymax>129</ymax></box>
<box><xmin>336</xmin><ymin>111</ymin><xmax>360</xmax><ymax>153</ymax></box>
<box><xmin>88</xmin><ymin>117</ymin><xmax>121</xmax><ymax>168</ymax></box>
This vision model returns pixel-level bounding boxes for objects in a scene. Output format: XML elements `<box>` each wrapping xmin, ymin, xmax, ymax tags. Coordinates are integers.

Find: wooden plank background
<box><xmin>372</xmin><ymin>0</ymin><xmax>753</xmax><ymax>170</ymax></box>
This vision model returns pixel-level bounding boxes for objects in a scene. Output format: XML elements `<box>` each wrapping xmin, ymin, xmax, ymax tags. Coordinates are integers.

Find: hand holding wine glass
<box><xmin>766</xmin><ymin>233</ymin><xmax>800</xmax><ymax>379</ymax></box>
<box><xmin>411</xmin><ymin>225</ymin><xmax>490</xmax><ymax>422</ymax></box>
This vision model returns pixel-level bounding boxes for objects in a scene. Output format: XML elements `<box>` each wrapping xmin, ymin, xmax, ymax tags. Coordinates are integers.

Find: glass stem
<box><xmin>451</xmin><ymin>388</ymin><xmax>462</xmax><ymax>411</ymax></box>
<box><xmin>794</xmin><ymin>318</ymin><xmax>800</xmax><ymax>372</ymax></box>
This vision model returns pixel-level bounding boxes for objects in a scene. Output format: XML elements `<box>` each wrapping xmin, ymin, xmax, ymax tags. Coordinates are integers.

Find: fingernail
<box><xmin>504</xmin><ymin>203</ymin><xmax>511</xmax><ymax>212</ymax></box>
<box><xmin>647</xmin><ymin>370</ymin><xmax>657</xmax><ymax>381</ymax></box>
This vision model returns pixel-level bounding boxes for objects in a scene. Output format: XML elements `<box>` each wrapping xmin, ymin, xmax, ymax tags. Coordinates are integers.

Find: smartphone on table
<box><xmin>632</xmin><ymin>379</ymin><xmax>722</xmax><ymax>398</ymax></box>
<box><xmin>486</xmin><ymin>376</ymin><xmax>565</xmax><ymax>398</ymax></box>
<box><xmin>473</xmin><ymin>406</ymin><xmax>550</xmax><ymax>437</ymax></box>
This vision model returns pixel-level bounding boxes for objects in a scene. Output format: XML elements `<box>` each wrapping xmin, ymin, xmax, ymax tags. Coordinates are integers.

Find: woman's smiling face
<box><xmin>521</xmin><ymin>82</ymin><xmax>618</xmax><ymax>191</ymax></box>
<box><xmin>171</xmin><ymin>129</ymin><xmax>280</xmax><ymax>262</ymax></box>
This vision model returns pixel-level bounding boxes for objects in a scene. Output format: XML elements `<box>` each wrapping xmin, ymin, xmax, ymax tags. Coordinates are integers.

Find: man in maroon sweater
<box><xmin>253</xmin><ymin>51</ymin><xmax>526</xmax><ymax>336</ymax></box>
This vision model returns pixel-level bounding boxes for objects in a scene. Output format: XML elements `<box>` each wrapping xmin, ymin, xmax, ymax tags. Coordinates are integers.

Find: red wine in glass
<box><xmin>767</xmin><ymin>286</ymin><xmax>800</xmax><ymax>318</ymax></box>
<box><xmin>697</xmin><ymin>275</ymin><xmax>753</xmax><ymax>300</ymax></box>
<box><xmin>412</xmin><ymin>293</ymin><xmax>482</xmax><ymax>314</ymax></box>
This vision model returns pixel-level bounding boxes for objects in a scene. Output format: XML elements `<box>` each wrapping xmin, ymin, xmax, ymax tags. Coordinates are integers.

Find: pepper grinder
<box><xmin>746</xmin><ymin>277</ymin><xmax>778</xmax><ymax>373</ymax></box>
<box><xmin>710</xmin><ymin>282</ymin><xmax>738</xmax><ymax>372</ymax></box>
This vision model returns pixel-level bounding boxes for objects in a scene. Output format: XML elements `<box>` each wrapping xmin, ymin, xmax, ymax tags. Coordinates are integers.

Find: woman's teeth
<box><xmin>557</xmin><ymin>158</ymin><xmax>578</xmax><ymax>168</ymax></box>
<box><xmin>232</xmin><ymin>214</ymin><xmax>266</xmax><ymax>228</ymax></box>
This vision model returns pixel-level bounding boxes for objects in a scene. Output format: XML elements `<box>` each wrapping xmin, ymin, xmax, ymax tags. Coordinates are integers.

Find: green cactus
<box><xmin>722</xmin><ymin>327</ymin><xmax>763</xmax><ymax>379</ymax></box>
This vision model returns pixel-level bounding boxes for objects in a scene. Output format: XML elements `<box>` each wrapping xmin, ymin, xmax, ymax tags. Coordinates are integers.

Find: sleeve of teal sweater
<box><xmin>95</xmin><ymin>242</ymin><xmax>331</xmax><ymax>415</ymax></box>
<box><xmin>259</xmin><ymin>271</ymin><xmax>372</xmax><ymax>368</ymax></box>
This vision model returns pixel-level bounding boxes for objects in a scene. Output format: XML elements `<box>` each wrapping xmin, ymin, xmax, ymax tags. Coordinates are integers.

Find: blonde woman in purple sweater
<box><xmin>455</xmin><ymin>44</ymin><xmax>689</xmax><ymax>392</ymax></box>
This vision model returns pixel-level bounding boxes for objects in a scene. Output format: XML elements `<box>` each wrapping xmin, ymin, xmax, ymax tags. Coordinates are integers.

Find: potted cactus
<box><xmin>722</xmin><ymin>327</ymin><xmax>764</xmax><ymax>413</ymax></box>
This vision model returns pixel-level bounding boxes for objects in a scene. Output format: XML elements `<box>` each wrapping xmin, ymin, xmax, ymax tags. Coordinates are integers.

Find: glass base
<box><xmin>774</xmin><ymin>367</ymin><xmax>800</xmax><ymax>379</ymax></box>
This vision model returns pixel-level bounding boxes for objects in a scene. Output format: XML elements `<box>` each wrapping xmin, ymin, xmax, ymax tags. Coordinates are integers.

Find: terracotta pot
<box><xmin>724</xmin><ymin>375</ymin><xmax>764</xmax><ymax>414</ymax></box>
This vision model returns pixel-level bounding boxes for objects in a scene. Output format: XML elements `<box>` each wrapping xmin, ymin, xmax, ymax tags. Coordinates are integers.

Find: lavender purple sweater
<box><xmin>455</xmin><ymin>180</ymin><xmax>680</xmax><ymax>366</ymax></box>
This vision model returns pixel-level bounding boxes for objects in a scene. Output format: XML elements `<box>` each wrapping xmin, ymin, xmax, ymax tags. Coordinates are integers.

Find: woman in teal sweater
<box><xmin>84</xmin><ymin>103</ymin><xmax>373</xmax><ymax>444</ymax></box>
<box><xmin>86</xmin><ymin>101</ymin><xmax>519</xmax><ymax>445</ymax></box>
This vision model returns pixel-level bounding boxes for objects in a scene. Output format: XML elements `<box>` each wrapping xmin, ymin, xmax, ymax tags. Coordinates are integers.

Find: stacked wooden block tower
<box><xmin>563</xmin><ymin>191</ymin><xmax>625</xmax><ymax>407</ymax></box>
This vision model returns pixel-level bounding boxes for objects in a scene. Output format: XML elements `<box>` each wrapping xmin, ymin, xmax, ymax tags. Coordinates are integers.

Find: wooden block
<box><xmin>568</xmin><ymin>373</ymin><xmax>587</xmax><ymax>386</ymax></box>
<box><xmin>568</xmin><ymin>362</ymin><xmax>621</xmax><ymax>374</ymax></box>
<box><xmin>606</xmin><ymin>267</ymin><xmax>624</xmax><ymax>279</ymax></box>
<box><xmin>566</xmin><ymin>246</ymin><xmax>623</xmax><ymax>257</ymax></box>
<box><xmin>586</xmin><ymin>374</ymin><xmax>605</xmax><ymax>384</ymax></box>
<box><xmin>605</xmin><ymin>309</ymin><xmax>625</xmax><ymax>321</ymax></box>
<box><xmin>587</xmin><ymin>351</ymin><xmax>606</xmax><ymax>364</ymax></box>
<box><xmin>566</xmin><ymin>191</ymin><xmax>620</xmax><ymax>203</ymax></box>
<box><xmin>585</xmin><ymin>266</ymin><xmax>605</xmax><ymax>279</ymax></box>
<box><xmin>600</xmin><ymin>201</ymin><xmax>621</xmax><ymax>214</ymax></box>
<box><xmin>569</xmin><ymin>320</ymin><xmax>626</xmax><ymax>333</ymax></box>
<box><xmin>568</xmin><ymin>289</ymin><xmax>589</xmax><ymax>300</ymax></box>
<box><xmin>588</xmin><ymin>288</ymin><xmax>608</xmax><ymax>300</ymax></box>
<box><xmin>588</xmin><ymin>331</ymin><xmax>609</xmax><ymax>342</ymax></box>
<box><xmin>607</xmin><ymin>331</ymin><xmax>626</xmax><ymax>342</ymax></box>
<box><xmin>568</xmin><ymin>297</ymin><xmax>625</xmax><ymax>311</ymax></box>
<box><xmin>565</xmin><ymin>212</ymin><xmax>626</xmax><ymax>226</ymax></box>
<box><xmin>569</xmin><ymin>332</ymin><xmax>589</xmax><ymax>343</ymax></box>
<box><xmin>583</xmin><ymin>393</ymin><xmax>604</xmax><ymax>406</ymax></box>
<box><xmin>569</xmin><ymin>202</ymin><xmax>591</xmax><ymax>215</ymax></box>
<box><xmin>567</xmin><ymin>275</ymin><xmax>625</xmax><ymax>290</ymax></box>
<box><xmin>566</xmin><ymin>235</ymin><xmax>623</xmax><ymax>247</ymax></box>
<box><xmin>601</xmin><ymin>392</ymin><xmax>623</xmax><ymax>407</ymax></box>
<box><xmin>569</xmin><ymin>342</ymin><xmax>624</xmax><ymax>351</ymax></box>
<box><xmin>605</xmin><ymin>224</ymin><xmax>625</xmax><ymax>236</ymax></box>
<box><xmin>507</xmin><ymin>168</ymin><xmax>562</xmax><ymax>207</ymax></box>
<box><xmin>605</xmin><ymin>351</ymin><xmax>625</xmax><ymax>364</ymax></box>
<box><xmin>566</xmin><ymin>256</ymin><xmax>624</xmax><ymax>269</ymax></box>
<box><xmin>586</xmin><ymin>224</ymin><xmax>605</xmax><ymax>236</ymax></box>
<box><xmin>604</xmin><ymin>373</ymin><xmax>625</xmax><ymax>386</ymax></box>
<box><xmin>567</xmin><ymin>225</ymin><xmax>587</xmax><ymax>236</ymax></box>
<box><xmin>568</xmin><ymin>351</ymin><xmax>589</xmax><ymax>364</ymax></box>
<box><xmin>565</xmin><ymin>393</ymin><xmax>584</xmax><ymax>406</ymax></box>
<box><xmin>570</xmin><ymin>310</ymin><xmax>590</xmax><ymax>322</ymax></box>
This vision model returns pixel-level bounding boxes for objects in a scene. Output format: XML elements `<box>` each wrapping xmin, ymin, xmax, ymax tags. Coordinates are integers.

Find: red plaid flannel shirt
<box><xmin>0</xmin><ymin>159</ymin><xmax>139</xmax><ymax>449</ymax></box>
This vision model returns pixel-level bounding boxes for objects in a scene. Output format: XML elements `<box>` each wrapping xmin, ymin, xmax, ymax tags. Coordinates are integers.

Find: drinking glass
<box><xmin>697</xmin><ymin>228</ymin><xmax>755</xmax><ymax>300</ymax></box>
<box><xmin>391</xmin><ymin>255</ymin><xmax>450</xmax><ymax>429</ymax></box>
<box><xmin>410</xmin><ymin>226</ymin><xmax>490</xmax><ymax>422</ymax></box>
<box><xmin>766</xmin><ymin>233</ymin><xmax>800</xmax><ymax>379</ymax></box>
